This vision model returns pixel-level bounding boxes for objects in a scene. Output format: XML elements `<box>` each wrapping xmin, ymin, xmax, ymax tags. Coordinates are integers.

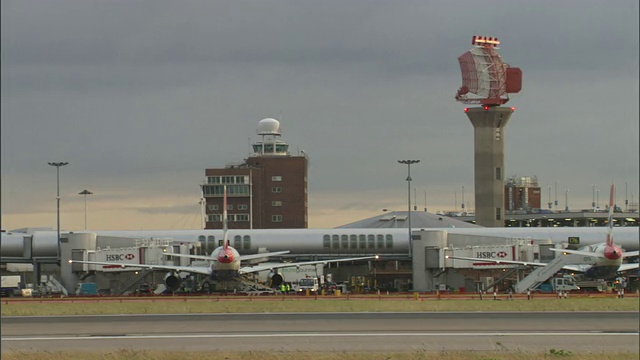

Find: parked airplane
<box><xmin>69</xmin><ymin>187</ymin><xmax>379</xmax><ymax>291</ymax></box>
<box><xmin>446</xmin><ymin>185</ymin><xmax>639</xmax><ymax>280</ymax></box>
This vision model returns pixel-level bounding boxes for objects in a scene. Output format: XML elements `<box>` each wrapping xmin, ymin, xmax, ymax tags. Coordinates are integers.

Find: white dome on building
<box><xmin>257</xmin><ymin>118</ymin><xmax>281</xmax><ymax>135</ymax></box>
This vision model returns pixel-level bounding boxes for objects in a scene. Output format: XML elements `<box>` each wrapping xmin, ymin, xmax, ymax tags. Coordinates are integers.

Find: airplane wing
<box><xmin>445</xmin><ymin>255</ymin><xmax>547</xmax><ymax>267</ymax></box>
<box><xmin>240</xmin><ymin>251</ymin><xmax>290</xmax><ymax>261</ymax></box>
<box><xmin>619</xmin><ymin>263</ymin><xmax>640</xmax><ymax>272</ymax></box>
<box><xmin>162</xmin><ymin>251</ymin><xmax>290</xmax><ymax>262</ymax></box>
<box><xmin>622</xmin><ymin>251</ymin><xmax>639</xmax><ymax>258</ymax></box>
<box><xmin>239</xmin><ymin>255</ymin><xmax>380</xmax><ymax>274</ymax></box>
<box><xmin>549</xmin><ymin>248</ymin><xmax>605</xmax><ymax>258</ymax></box>
<box><xmin>162</xmin><ymin>253</ymin><xmax>218</xmax><ymax>261</ymax></box>
<box><xmin>68</xmin><ymin>260</ymin><xmax>211</xmax><ymax>275</ymax></box>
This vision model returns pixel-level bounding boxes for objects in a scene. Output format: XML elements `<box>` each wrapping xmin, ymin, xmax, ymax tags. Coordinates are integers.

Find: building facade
<box><xmin>505</xmin><ymin>175</ymin><xmax>541</xmax><ymax>212</ymax></box>
<box><xmin>202</xmin><ymin>118</ymin><xmax>308</xmax><ymax>230</ymax></box>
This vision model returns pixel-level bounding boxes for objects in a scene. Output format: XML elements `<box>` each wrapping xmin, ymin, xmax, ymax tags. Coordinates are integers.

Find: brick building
<box><xmin>504</xmin><ymin>175</ymin><xmax>541</xmax><ymax>212</ymax></box>
<box><xmin>201</xmin><ymin>118</ymin><xmax>308</xmax><ymax>229</ymax></box>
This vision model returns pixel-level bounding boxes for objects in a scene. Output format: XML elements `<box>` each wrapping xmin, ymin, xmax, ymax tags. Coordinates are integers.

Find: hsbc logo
<box><xmin>476</xmin><ymin>251</ymin><xmax>508</xmax><ymax>259</ymax></box>
<box><xmin>106</xmin><ymin>254</ymin><xmax>135</xmax><ymax>261</ymax></box>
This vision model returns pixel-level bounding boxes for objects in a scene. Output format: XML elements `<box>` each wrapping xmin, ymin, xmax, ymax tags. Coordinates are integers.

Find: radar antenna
<box><xmin>455</xmin><ymin>36</ymin><xmax>522</xmax><ymax>106</ymax></box>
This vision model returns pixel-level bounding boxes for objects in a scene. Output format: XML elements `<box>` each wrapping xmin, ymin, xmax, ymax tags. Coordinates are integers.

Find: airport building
<box><xmin>505</xmin><ymin>175</ymin><xmax>541</xmax><ymax>212</ymax></box>
<box><xmin>202</xmin><ymin>118</ymin><xmax>308</xmax><ymax>230</ymax></box>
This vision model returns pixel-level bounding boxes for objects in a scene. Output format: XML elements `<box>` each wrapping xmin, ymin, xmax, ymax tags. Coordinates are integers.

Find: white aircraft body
<box><xmin>446</xmin><ymin>185</ymin><xmax>639</xmax><ymax>279</ymax></box>
<box><xmin>68</xmin><ymin>187</ymin><xmax>378</xmax><ymax>290</ymax></box>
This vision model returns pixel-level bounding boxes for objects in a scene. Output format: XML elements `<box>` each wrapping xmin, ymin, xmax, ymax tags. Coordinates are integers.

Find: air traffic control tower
<box><xmin>455</xmin><ymin>36</ymin><xmax>522</xmax><ymax>227</ymax></box>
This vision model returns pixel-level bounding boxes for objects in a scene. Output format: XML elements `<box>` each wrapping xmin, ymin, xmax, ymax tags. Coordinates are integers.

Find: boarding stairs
<box><xmin>39</xmin><ymin>274</ymin><xmax>68</xmax><ymax>296</ymax></box>
<box><xmin>237</xmin><ymin>277</ymin><xmax>278</xmax><ymax>295</ymax></box>
<box><xmin>117</xmin><ymin>269</ymin><xmax>152</xmax><ymax>295</ymax></box>
<box><xmin>515</xmin><ymin>253</ymin><xmax>594</xmax><ymax>293</ymax></box>
<box><xmin>481</xmin><ymin>267</ymin><xmax>520</xmax><ymax>292</ymax></box>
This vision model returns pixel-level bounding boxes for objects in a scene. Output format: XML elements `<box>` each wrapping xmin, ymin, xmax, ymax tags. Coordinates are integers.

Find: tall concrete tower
<box><xmin>455</xmin><ymin>36</ymin><xmax>522</xmax><ymax>227</ymax></box>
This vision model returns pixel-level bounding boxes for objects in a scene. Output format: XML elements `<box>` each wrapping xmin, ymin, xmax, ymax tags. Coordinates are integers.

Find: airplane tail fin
<box><xmin>606</xmin><ymin>184</ymin><xmax>615</xmax><ymax>247</ymax></box>
<box><xmin>223</xmin><ymin>185</ymin><xmax>229</xmax><ymax>250</ymax></box>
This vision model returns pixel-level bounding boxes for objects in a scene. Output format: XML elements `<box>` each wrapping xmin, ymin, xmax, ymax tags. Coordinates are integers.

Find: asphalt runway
<box><xmin>2</xmin><ymin>312</ymin><xmax>639</xmax><ymax>353</ymax></box>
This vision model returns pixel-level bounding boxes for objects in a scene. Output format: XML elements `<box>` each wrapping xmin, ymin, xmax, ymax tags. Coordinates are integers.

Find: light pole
<box><xmin>398</xmin><ymin>159</ymin><xmax>420</xmax><ymax>258</ymax></box>
<box><xmin>78</xmin><ymin>190</ymin><xmax>93</xmax><ymax>230</ymax></box>
<box><xmin>564</xmin><ymin>189</ymin><xmax>569</xmax><ymax>212</ymax></box>
<box><xmin>592</xmin><ymin>184</ymin><xmax>596</xmax><ymax>210</ymax></box>
<box><xmin>625</xmin><ymin>181</ymin><xmax>628</xmax><ymax>211</ymax></box>
<box><xmin>554</xmin><ymin>181</ymin><xmax>558</xmax><ymax>211</ymax></box>
<box><xmin>48</xmin><ymin>162</ymin><xmax>68</xmax><ymax>261</ymax></box>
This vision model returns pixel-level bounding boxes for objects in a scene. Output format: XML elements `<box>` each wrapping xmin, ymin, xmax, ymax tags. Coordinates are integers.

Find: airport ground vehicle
<box><xmin>536</xmin><ymin>275</ymin><xmax>580</xmax><ymax>293</ymax></box>
<box><xmin>75</xmin><ymin>282</ymin><xmax>97</xmax><ymax>296</ymax></box>
<box><xmin>322</xmin><ymin>281</ymin><xmax>338</xmax><ymax>294</ymax></box>
<box><xmin>297</xmin><ymin>277</ymin><xmax>319</xmax><ymax>293</ymax></box>
<box><xmin>0</xmin><ymin>275</ymin><xmax>21</xmax><ymax>297</ymax></box>
<box><xmin>134</xmin><ymin>283</ymin><xmax>154</xmax><ymax>295</ymax></box>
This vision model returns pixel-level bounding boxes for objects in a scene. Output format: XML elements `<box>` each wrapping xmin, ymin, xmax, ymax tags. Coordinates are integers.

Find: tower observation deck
<box><xmin>252</xmin><ymin>118</ymin><xmax>290</xmax><ymax>156</ymax></box>
<box><xmin>456</xmin><ymin>36</ymin><xmax>522</xmax><ymax>227</ymax></box>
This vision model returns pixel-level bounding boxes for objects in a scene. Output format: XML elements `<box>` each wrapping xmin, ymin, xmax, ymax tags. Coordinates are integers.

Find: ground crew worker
<box><xmin>286</xmin><ymin>283</ymin><xmax>291</xmax><ymax>292</ymax></box>
<box><xmin>280</xmin><ymin>284</ymin><xmax>286</xmax><ymax>293</ymax></box>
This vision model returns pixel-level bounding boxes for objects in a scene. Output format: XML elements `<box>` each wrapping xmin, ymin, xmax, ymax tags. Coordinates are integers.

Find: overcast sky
<box><xmin>2</xmin><ymin>1</ymin><xmax>638</xmax><ymax>231</ymax></box>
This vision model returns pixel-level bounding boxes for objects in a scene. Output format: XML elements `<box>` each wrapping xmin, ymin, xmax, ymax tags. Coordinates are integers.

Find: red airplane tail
<box><xmin>605</xmin><ymin>184</ymin><xmax>615</xmax><ymax>247</ymax></box>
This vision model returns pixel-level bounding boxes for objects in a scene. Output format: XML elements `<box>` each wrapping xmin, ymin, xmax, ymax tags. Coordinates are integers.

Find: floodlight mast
<box><xmin>455</xmin><ymin>35</ymin><xmax>521</xmax><ymax>106</ymax></box>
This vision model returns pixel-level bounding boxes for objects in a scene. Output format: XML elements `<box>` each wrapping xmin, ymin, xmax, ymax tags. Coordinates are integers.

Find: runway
<box><xmin>2</xmin><ymin>312</ymin><xmax>639</xmax><ymax>353</ymax></box>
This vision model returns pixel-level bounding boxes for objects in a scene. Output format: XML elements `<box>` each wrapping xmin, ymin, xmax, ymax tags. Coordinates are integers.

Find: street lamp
<box><xmin>48</xmin><ymin>162</ymin><xmax>69</xmax><ymax>261</ymax></box>
<box><xmin>78</xmin><ymin>190</ymin><xmax>93</xmax><ymax>230</ymax></box>
<box><xmin>398</xmin><ymin>159</ymin><xmax>420</xmax><ymax>258</ymax></box>
<box><xmin>564</xmin><ymin>189</ymin><xmax>569</xmax><ymax>212</ymax></box>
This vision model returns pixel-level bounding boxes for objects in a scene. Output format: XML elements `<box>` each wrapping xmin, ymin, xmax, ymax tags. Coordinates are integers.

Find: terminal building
<box><xmin>1</xmin><ymin>117</ymin><xmax>638</xmax><ymax>296</ymax></box>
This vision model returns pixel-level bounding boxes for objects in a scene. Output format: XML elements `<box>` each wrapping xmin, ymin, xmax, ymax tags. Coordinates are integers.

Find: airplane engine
<box><xmin>270</xmin><ymin>273</ymin><xmax>284</xmax><ymax>287</ymax></box>
<box><xmin>163</xmin><ymin>272</ymin><xmax>182</xmax><ymax>292</ymax></box>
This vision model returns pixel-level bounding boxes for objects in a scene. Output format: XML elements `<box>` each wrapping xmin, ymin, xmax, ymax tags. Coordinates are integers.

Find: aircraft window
<box><xmin>323</xmin><ymin>235</ymin><xmax>330</xmax><ymax>249</ymax></box>
<box><xmin>198</xmin><ymin>235</ymin><xmax>206</xmax><ymax>253</ymax></box>
<box><xmin>350</xmin><ymin>235</ymin><xmax>357</xmax><ymax>249</ymax></box>
<box><xmin>376</xmin><ymin>234</ymin><xmax>384</xmax><ymax>248</ymax></box>
<box><xmin>341</xmin><ymin>235</ymin><xmax>348</xmax><ymax>249</ymax></box>
<box><xmin>243</xmin><ymin>235</ymin><xmax>251</xmax><ymax>250</ymax></box>
<box><xmin>332</xmin><ymin>235</ymin><xmax>339</xmax><ymax>249</ymax></box>
<box><xmin>385</xmin><ymin>234</ymin><xmax>393</xmax><ymax>249</ymax></box>
<box><xmin>359</xmin><ymin>235</ymin><xmax>366</xmax><ymax>249</ymax></box>
<box><xmin>368</xmin><ymin>235</ymin><xmax>375</xmax><ymax>249</ymax></box>
<box><xmin>234</xmin><ymin>235</ymin><xmax>241</xmax><ymax>248</ymax></box>
<box><xmin>207</xmin><ymin>236</ymin><xmax>215</xmax><ymax>253</ymax></box>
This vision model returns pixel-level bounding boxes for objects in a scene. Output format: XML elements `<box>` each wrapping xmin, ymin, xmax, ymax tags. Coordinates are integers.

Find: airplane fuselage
<box><xmin>209</xmin><ymin>245</ymin><xmax>241</xmax><ymax>281</ymax></box>
<box><xmin>581</xmin><ymin>243</ymin><xmax>624</xmax><ymax>279</ymax></box>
